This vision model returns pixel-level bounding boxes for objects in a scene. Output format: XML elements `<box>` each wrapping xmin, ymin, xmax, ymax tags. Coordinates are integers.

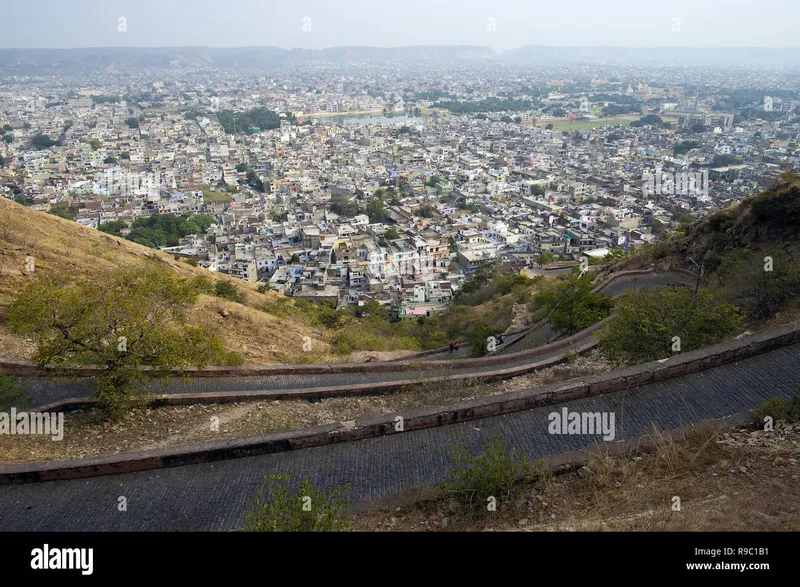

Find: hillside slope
<box><xmin>619</xmin><ymin>175</ymin><xmax>800</xmax><ymax>328</ymax></box>
<box><xmin>0</xmin><ymin>197</ymin><xmax>329</xmax><ymax>363</ymax></box>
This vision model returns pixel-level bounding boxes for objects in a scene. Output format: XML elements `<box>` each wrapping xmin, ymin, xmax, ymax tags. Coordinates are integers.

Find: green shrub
<box><xmin>312</xmin><ymin>303</ymin><xmax>345</xmax><ymax>329</ymax></box>
<box><xmin>442</xmin><ymin>434</ymin><xmax>542</xmax><ymax>514</ymax></box>
<box><xmin>224</xmin><ymin>351</ymin><xmax>245</xmax><ymax>366</ymax></box>
<box><xmin>599</xmin><ymin>286</ymin><xmax>742</xmax><ymax>364</ymax></box>
<box><xmin>749</xmin><ymin>185</ymin><xmax>800</xmax><ymax>229</ymax></box>
<box><xmin>708</xmin><ymin>247</ymin><xmax>800</xmax><ymax>322</ymax></box>
<box><xmin>707</xmin><ymin>212</ymin><xmax>733</xmax><ymax>233</ymax></box>
<box><xmin>213</xmin><ymin>280</ymin><xmax>244</xmax><ymax>303</ymax></box>
<box><xmin>465</xmin><ymin>320</ymin><xmax>501</xmax><ymax>357</ymax></box>
<box><xmin>9</xmin><ymin>265</ymin><xmax>226</xmax><ymax>420</ymax></box>
<box><xmin>752</xmin><ymin>395</ymin><xmax>800</xmax><ymax>423</ymax></box>
<box><xmin>243</xmin><ymin>474</ymin><xmax>351</xmax><ymax>532</ymax></box>
<box><xmin>564</xmin><ymin>342</ymin><xmax>580</xmax><ymax>364</ymax></box>
<box><xmin>535</xmin><ymin>275</ymin><xmax>614</xmax><ymax>336</ymax></box>
<box><xmin>192</xmin><ymin>275</ymin><xmax>215</xmax><ymax>295</ymax></box>
<box><xmin>263</xmin><ymin>296</ymin><xmax>293</xmax><ymax>316</ymax></box>
<box><xmin>0</xmin><ymin>375</ymin><xmax>31</xmax><ymax>412</ymax></box>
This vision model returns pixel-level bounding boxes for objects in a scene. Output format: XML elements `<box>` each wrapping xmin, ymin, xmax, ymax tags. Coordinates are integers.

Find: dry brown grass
<box><xmin>0</xmin><ymin>197</ymin><xmax>329</xmax><ymax>363</ymax></box>
<box><xmin>352</xmin><ymin>423</ymin><xmax>800</xmax><ymax>531</ymax></box>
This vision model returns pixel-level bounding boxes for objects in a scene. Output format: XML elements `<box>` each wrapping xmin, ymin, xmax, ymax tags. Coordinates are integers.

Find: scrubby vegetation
<box><xmin>442</xmin><ymin>434</ymin><xmax>549</xmax><ymax>514</ymax></box>
<box><xmin>0</xmin><ymin>375</ymin><xmax>31</xmax><ymax>412</ymax></box>
<box><xmin>8</xmin><ymin>263</ymin><xmax>229</xmax><ymax>418</ymax></box>
<box><xmin>752</xmin><ymin>393</ymin><xmax>800</xmax><ymax>424</ymax></box>
<box><xmin>598</xmin><ymin>286</ymin><xmax>743</xmax><ymax>363</ymax></box>
<box><xmin>244</xmin><ymin>474</ymin><xmax>351</xmax><ymax>532</ymax></box>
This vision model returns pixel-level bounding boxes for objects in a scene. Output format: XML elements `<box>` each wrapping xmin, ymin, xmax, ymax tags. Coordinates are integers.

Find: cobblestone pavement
<box><xmin>20</xmin><ymin>343</ymin><xmax>573</xmax><ymax>407</ymax></box>
<box><xmin>18</xmin><ymin>273</ymin><xmax>696</xmax><ymax>406</ymax></box>
<box><xmin>1</xmin><ymin>343</ymin><xmax>797</xmax><ymax>531</ymax></box>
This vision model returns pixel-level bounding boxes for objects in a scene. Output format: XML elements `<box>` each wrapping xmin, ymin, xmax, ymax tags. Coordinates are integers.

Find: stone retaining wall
<box><xmin>3</xmin><ymin>319</ymin><xmax>798</xmax><ymax>485</ymax></box>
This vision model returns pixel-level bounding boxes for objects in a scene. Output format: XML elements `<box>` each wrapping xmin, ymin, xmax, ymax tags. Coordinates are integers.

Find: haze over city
<box><xmin>1</xmin><ymin>0</ymin><xmax>799</xmax><ymax>571</ymax></box>
<box><xmin>2</xmin><ymin>0</ymin><xmax>800</xmax><ymax>51</ymax></box>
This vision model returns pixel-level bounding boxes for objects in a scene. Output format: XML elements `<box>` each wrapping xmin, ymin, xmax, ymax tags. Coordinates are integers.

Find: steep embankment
<box><xmin>0</xmin><ymin>197</ymin><xmax>328</xmax><ymax>363</ymax></box>
<box><xmin>621</xmin><ymin>177</ymin><xmax>800</xmax><ymax>327</ymax></box>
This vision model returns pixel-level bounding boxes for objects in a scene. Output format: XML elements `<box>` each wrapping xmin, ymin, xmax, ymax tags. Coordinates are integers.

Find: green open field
<box><xmin>200</xmin><ymin>186</ymin><xmax>232</xmax><ymax>203</ymax></box>
<box><xmin>535</xmin><ymin>114</ymin><xmax>680</xmax><ymax>132</ymax></box>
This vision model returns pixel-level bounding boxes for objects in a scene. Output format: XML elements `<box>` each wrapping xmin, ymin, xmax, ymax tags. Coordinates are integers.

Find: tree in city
<box><xmin>536</xmin><ymin>251</ymin><xmax>557</xmax><ymax>265</ymax></box>
<box><xmin>8</xmin><ymin>263</ymin><xmax>227</xmax><ymax>419</ymax></box>
<box><xmin>417</xmin><ymin>204</ymin><xmax>436</xmax><ymax>218</ymax></box>
<box><xmin>31</xmin><ymin>133</ymin><xmax>59</xmax><ymax>150</ymax></box>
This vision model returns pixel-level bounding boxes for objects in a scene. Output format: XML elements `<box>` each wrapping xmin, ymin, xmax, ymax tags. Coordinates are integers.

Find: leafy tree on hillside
<box><xmin>8</xmin><ymin>264</ymin><xmax>227</xmax><ymax>418</ymax></box>
<box><xmin>709</xmin><ymin>247</ymin><xmax>800</xmax><ymax>322</ymax></box>
<box><xmin>48</xmin><ymin>208</ymin><xmax>75</xmax><ymax>221</ymax></box>
<box><xmin>466</xmin><ymin>319</ymin><xmax>502</xmax><ymax>357</ymax></box>
<box><xmin>535</xmin><ymin>275</ymin><xmax>614</xmax><ymax>335</ymax></box>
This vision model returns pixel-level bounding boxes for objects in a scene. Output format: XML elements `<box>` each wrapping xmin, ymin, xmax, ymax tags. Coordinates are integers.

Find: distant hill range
<box><xmin>0</xmin><ymin>45</ymin><xmax>799</xmax><ymax>74</ymax></box>
<box><xmin>500</xmin><ymin>45</ymin><xmax>800</xmax><ymax>66</ymax></box>
<box><xmin>0</xmin><ymin>45</ymin><xmax>495</xmax><ymax>74</ymax></box>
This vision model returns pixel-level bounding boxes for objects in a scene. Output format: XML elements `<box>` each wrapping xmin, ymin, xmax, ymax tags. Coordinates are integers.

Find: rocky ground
<box><xmin>351</xmin><ymin>420</ymin><xmax>800</xmax><ymax>531</ymax></box>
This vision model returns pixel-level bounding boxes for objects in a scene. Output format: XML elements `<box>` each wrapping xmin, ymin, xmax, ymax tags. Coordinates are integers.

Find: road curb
<box><xmin>2</xmin><ymin>320</ymin><xmax>798</xmax><ymax>485</ymax></box>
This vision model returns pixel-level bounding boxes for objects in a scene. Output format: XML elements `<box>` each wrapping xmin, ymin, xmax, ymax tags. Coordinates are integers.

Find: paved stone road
<box><xmin>2</xmin><ymin>343</ymin><xmax>798</xmax><ymax>531</ymax></box>
<box><xmin>500</xmin><ymin>273</ymin><xmax>696</xmax><ymax>354</ymax></box>
<box><xmin>18</xmin><ymin>272</ymin><xmax>696</xmax><ymax>406</ymax></box>
<box><xmin>21</xmin><ymin>342</ymin><xmax>575</xmax><ymax>407</ymax></box>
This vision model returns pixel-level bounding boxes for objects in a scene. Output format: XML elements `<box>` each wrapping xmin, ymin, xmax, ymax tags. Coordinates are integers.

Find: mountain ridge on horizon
<box><xmin>1</xmin><ymin>44</ymin><xmax>799</xmax><ymax>73</ymax></box>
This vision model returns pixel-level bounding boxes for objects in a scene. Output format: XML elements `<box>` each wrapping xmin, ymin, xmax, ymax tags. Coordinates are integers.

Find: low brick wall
<box><xmin>3</xmin><ymin>319</ymin><xmax>798</xmax><ymax>485</ymax></box>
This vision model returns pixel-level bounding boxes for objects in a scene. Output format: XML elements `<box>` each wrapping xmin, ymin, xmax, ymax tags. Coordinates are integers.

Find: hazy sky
<box><xmin>2</xmin><ymin>0</ymin><xmax>798</xmax><ymax>51</ymax></box>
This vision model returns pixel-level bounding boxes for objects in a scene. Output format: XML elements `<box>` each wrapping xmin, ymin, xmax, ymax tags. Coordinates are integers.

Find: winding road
<box><xmin>1</xmin><ymin>341</ymin><xmax>798</xmax><ymax>531</ymax></box>
<box><xmin>13</xmin><ymin>271</ymin><xmax>695</xmax><ymax>409</ymax></box>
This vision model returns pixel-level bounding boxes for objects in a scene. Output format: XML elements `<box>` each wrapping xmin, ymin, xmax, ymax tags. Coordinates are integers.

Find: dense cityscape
<box><xmin>2</xmin><ymin>59</ymin><xmax>797</xmax><ymax>316</ymax></box>
<box><xmin>1</xmin><ymin>0</ymin><xmax>800</xmax><ymax>561</ymax></box>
